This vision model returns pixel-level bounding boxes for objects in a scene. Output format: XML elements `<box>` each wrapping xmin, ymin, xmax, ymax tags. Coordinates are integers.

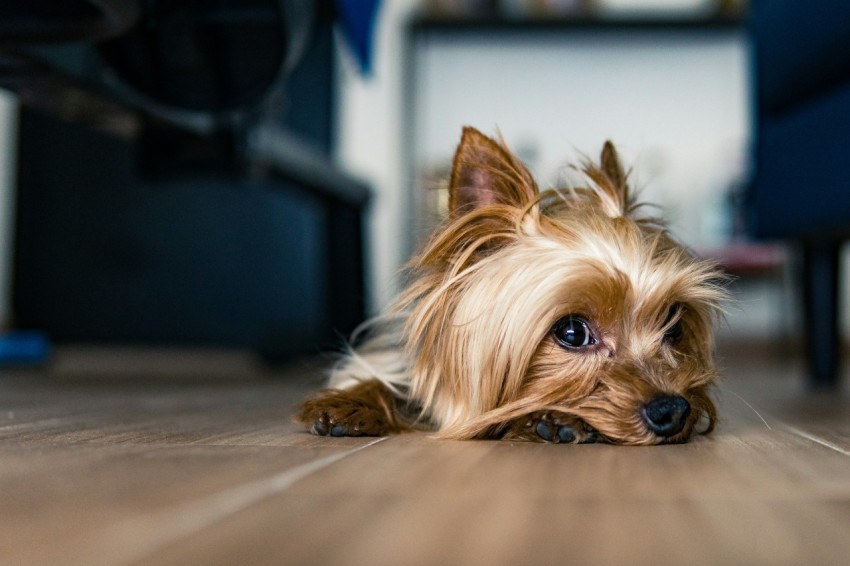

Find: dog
<box><xmin>296</xmin><ymin>127</ymin><xmax>727</xmax><ymax>444</ymax></box>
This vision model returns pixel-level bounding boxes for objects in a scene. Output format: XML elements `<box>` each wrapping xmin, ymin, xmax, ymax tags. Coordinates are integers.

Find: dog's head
<box><xmin>398</xmin><ymin>127</ymin><xmax>727</xmax><ymax>445</ymax></box>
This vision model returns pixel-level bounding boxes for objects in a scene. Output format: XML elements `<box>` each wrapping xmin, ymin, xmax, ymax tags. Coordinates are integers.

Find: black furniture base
<box><xmin>800</xmin><ymin>243</ymin><xmax>842</xmax><ymax>390</ymax></box>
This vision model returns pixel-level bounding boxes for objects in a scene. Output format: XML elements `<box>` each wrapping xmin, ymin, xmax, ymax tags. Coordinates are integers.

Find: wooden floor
<box><xmin>2</xmin><ymin>346</ymin><xmax>849</xmax><ymax>565</ymax></box>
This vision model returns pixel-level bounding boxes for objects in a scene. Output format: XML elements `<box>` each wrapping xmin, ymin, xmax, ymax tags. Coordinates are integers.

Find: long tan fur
<box><xmin>313</xmin><ymin>127</ymin><xmax>727</xmax><ymax>445</ymax></box>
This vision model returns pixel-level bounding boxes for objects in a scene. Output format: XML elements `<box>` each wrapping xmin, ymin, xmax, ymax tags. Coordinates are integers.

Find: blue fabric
<box><xmin>752</xmin><ymin>0</ymin><xmax>850</xmax><ymax>114</ymax></box>
<box><xmin>0</xmin><ymin>331</ymin><xmax>50</xmax><ymax>365</ymax></box>
<box><xmin>748</xmin><ymin>0</ymin><xmax>850</xmax><ymax>240</ymax></box>
<box><xmin>334</xmin><ymin>0</ymin><xmax>381</xmax><ymax>75</ymax></box>
<box><xmin>751</xmin><ymin>85</ymin><xmax>850</xmax><ymax>238</ymax></box>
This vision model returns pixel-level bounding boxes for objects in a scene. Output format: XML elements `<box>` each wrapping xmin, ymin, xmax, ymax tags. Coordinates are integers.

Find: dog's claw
<box><xmin>307</xmin><ymin>411</ymin><xmax>376</xmax><ymax>438</ymax></box>
<box><xmin>310</xmin><ymin>415</ymin><xmax>351</xmax><ymax>437</ymax></box>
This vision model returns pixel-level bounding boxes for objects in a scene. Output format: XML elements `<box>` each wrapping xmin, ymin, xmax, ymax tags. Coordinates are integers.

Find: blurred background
<box><xmin>0</xmin><ymin>0</ymin><xmax>848</xmax><ymax>388</ymax></box>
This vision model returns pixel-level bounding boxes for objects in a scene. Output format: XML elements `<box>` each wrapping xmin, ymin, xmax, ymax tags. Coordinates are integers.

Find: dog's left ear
<box><xmin>449</xmin><ymin>127</ymin><xmax>538</xmax><ymax>216</ymax></box>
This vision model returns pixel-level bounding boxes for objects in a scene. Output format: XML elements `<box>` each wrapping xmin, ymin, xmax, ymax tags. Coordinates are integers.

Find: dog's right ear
<box><xmin>449</xmin><ymin>127</ymin><xmax>538</xmax><ymax>216</ymax></box>
<box><xmin>600</xmin><ymin>140</ymin><xmax>627</xmax><ymax>192</ymax></box>
<box><xmin>581</xmin><ymin>140</ymin><xmax>633</xmax><ymax>219</ymax></box>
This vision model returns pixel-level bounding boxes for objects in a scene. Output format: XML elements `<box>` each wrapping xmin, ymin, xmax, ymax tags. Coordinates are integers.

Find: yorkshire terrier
<box><xmin>296</xmin><ymin>127</ymin><xmax>727</xmax><ymax>445</ymax></box>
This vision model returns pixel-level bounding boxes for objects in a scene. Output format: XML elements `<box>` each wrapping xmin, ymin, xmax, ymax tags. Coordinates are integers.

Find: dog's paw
<box><xmin>298</xmin><ymin>397</ymin><xmax>389</xmax><ymax>437</ymax></box>
<box><xmin>303</xmin><ymin>407</ymin><xmax>388</xmax><ymax>437</ymax></box>
<box><xmin>295</xmin><ymin>383</ymin><xmax>406</xmax><ymax>437</ymax></box>
<box><xmin>309</xmin><ymin>409</ymin><xmax>355</xmax><ymax>437</ymax></box>
<box><xmin>504</xmin><ymin>412</ymin><xmax>601</xmax><ymax>444</ymax></box>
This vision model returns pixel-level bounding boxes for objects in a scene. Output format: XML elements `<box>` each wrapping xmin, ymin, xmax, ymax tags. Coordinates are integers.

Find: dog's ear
<box><xmin>449</xmin><ymin>127</ymin><xmax>538</xmax><ymax>216</ymax></box>
<box><xmin>600</xmin><ymin>141</ymin><xmax>627</xmax><ymax>191</ymax></box>
<box><xmin>584</xmin><ymin>140</ymin><xmax>631</xmax><ymax>217</ymax></box>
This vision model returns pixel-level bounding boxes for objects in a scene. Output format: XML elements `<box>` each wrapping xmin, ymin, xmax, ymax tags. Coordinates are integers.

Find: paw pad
<box><xmin>535</xmin><ymin>420</ymin><xmax>577</xmax><ymax>444</ymax></box>
<box><xmin>508</xmin><ymin>412</ymin><xmax>601</xmax><ymax>444</ymax></box>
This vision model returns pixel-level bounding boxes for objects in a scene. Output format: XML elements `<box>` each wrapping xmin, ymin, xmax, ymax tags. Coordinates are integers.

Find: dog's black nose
<box><xmin>641</xmin><ymin>396</ymin><xmax>690</xmax><ymax>437</ymax></box>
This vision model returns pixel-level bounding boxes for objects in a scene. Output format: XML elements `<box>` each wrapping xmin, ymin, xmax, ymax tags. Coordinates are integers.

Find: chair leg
<box><xmin>800</xmin><ymin>242</ymin><xmax>841</xmax><ymax>390</ymax></box>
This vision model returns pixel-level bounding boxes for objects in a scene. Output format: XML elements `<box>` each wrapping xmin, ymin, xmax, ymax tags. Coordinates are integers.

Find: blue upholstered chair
<box><xmin>748</xmin><ymin>0</ymin><xmax>850</xmax><ymax>389</ymax></box>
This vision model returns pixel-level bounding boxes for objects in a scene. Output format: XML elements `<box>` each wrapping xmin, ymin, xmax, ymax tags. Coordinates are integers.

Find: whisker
<box><xmin>721</xmin><ymin>386</ymin><xmax>773</xmax><ymax>431</ymax></box>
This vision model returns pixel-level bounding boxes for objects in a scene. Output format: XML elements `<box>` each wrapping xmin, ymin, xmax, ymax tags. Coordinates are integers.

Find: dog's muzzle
<box><xmin>641</xmin><ymin>395</ymin><xmax>690</xmax><ymax>437</ymax></box>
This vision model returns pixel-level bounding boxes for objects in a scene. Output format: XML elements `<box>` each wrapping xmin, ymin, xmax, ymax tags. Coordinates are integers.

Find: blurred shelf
<box><xmin>411</xmin><ymin>12</ymin><xmax>745</xmax><ymax>34</ymax></box>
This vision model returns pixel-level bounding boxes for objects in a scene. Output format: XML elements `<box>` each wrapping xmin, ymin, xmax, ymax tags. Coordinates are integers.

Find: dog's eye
<box><xmin>663</xmin><ymin>305</ymin><xmax>684</xmax><ymax>344</ymax></box>
<box><xmin>553</xmin><ymin>316</ymin><xmax>596</xmax><ymax>349</ymax></box>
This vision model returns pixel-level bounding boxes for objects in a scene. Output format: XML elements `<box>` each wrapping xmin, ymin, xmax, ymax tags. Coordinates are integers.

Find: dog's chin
<box><xmin>583</xmin><ymin>424</ymin><xmax>695</xmax><ymax>446</ymax></box>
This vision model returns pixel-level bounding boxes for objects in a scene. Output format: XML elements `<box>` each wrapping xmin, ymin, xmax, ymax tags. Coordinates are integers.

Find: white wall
<box><xmin>335</xmin><ymin>0</ymin><xmax>421</xmax><ymax>313</ymax></box>
<box><xmin>338</xmin><ymin>12</ymin><xmax>750</xmax><ymax>314</ymax></box>
<box><xmin>412</xmin><ymin>31</ymin><xmax>751</xmax><ymax>248</ymax></box>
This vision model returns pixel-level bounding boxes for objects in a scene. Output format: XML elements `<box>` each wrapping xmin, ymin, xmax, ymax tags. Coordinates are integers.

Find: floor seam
<box><xmin>784</xmin><ymin>425</ymin><xmax>850</xmax><ymax>457</ymax></box>
<box><xmin>104</xmin><ymin>437</ymin><xmax>387</xmax><ymax>565</ymax></box>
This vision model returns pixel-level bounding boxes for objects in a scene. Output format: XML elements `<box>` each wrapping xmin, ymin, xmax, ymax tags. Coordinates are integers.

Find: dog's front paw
<box><xmin>298</xmin><ymin>395</ymin><xmax>389</xmax><ymax>437</ymax></box>
<box><xmin>308</xmin><ymin>408</ymin><xmax>356</xmax><ymax>437</ymax></box>
<box><xmin>295</xmin><ymin>381</ymin><xmax>407</xmax><ymax>437</ymax></box>
<box><xmin>504</xmin><ymin>412</ymin><xmax>600</xmax><ymax>444</ymax></box>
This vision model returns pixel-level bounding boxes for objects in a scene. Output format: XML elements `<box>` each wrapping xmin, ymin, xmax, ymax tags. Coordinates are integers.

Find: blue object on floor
<box><xmin>0</xmin><ymin>331</ymin><xmax>51</xmax><ymax>365</ymax></box>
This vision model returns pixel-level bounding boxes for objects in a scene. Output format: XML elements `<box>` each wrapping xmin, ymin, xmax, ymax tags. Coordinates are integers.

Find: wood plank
<box><xmin>718</xmin><ymin>351</ymin><xmax>850</xmax><ymax>452</ymax></box>
<box><xmin>1</xmin><ymin>349</ymin><xmax>849</xmax><ymax>565</ymax></box>
<box><xmin>0</xmin><ymin>441</ymin><xmax>380</xmax><ymax>565</ymax></box>
<box><xmin>0</xmin><ymin>360</ymin><xmax>375</xmax><ymax>565</ymax></box>
<box><xmin>141</xmin><ymin>406</ymin><xmax>850</xmax><ymax>565</ymax></box>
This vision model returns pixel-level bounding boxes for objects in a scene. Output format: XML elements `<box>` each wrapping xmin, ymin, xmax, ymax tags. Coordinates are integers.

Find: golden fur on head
<box><xmin>308</xmin><ymin>126</ymin><xmax>727</xmax><ymax>445</ymax></box>
<box><xmin>395</xmin><ymin>127</ymin><xmax>725</xmax><ymax>444</ymax></box>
